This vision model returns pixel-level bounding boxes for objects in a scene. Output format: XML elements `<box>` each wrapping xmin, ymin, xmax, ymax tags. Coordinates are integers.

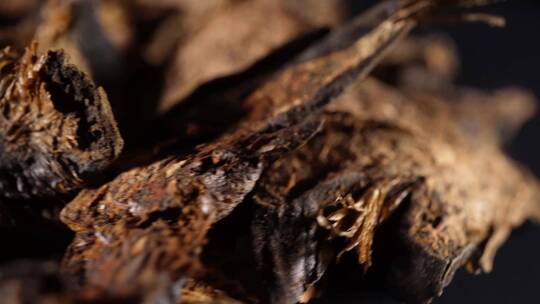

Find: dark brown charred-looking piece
<box><xmin>57</xmin><ymin>1</ymin><xmax>509</xmax><ymax>303</ymax></box>
<box><xmin>57</xmin><ymin>0</ymin><xmax>443</xmax><ymax>301</ymax></box>
<box><xmin>60</xmin><ymin>115</ymin><xmax>322</xmax><ymax>303</ymax></box>
<box><xmin>0</xmin><ymin>43</ymin><xmax>123</xmax><ymax>199</ymax></box>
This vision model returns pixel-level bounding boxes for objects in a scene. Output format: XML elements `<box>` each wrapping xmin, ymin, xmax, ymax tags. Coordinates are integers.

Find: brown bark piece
<box><xmin>0</xmin><ymin>1</ymin><xmax>533</xmax><ymax>304</ymax></box>
<box><xmin>170</xmin><ymin>71</ymin><xmax>539</xmax><ymax>304</ymax></box>
<box><xmin>0</xmin><ymin>43</ymin><xmax>123</xmax><ymax>199</ymax></box>
<box><xmin>342</xmin><ymin>79</ymin><xmax>539</xmax><ymax>303</ymax></box>
<box><xmin>27</xmin><ymin>0</ymin><xmax>346</xmax><ymax>132</ymax></box>
<box><xmin>159</xmin><ymin>0</ymin><xmax>346</xmax><ymax>112</ymax></box>
<box><xmin>59</xmin><ymin>1</ymin><xmax>505</xmax><ymax>303</ymax></box>
<box><xmin>28</xmin><ymin>0</ymin><xmax>161</xmax><ymax>146</ymax></box>
<box><xmin>60</xmin><ymin>116</ymin><xmax>322</xmax><ymax>302</ymax></box>
<box><xmin>248</xmin><ymin>77</ymin><xmax>540</xmax><ymax>303</ymax></box>
<box><xmin>58</xmin><ymin>0</ymin><xmax>430</xmax><ymax>301</ymax></box>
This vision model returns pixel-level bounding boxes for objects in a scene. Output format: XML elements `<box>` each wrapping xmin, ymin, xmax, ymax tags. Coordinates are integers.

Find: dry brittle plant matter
<box><xmin>0</xmin><ymin>0</ymin><xmax>538</xmax><ymax>304</ymax></box>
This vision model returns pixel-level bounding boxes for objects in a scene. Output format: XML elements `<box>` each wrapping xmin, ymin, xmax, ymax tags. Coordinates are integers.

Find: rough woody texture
<box><xmin>342</xmin><ymin>83</ymin><xmax>539</xmax><ymax>302</ymax></box>
<box><xmin>181</xmin><ymin>73</ymin><xmax>538</xmax><ymax>303</ymax></box>
<box><xmin>57</xmin><ymin>0</ymin><xmax>432</xmax><ymax>301</ymax></box>
<box><xmin>21</xmin><ymin>0</ymin><xmax>347</xmax><ymax>146</ymax></box>
<box><xmin>247</xmin><ymin>78</ymin><xmax>539</xmax><ymax>303</ymax></box>
<box><xmin>159</xmin><ymin>0</ymin><xmax>346</xmax><ymax>111</ymax></box>
<box><xmin>0</xmin><ymin>0</ymin><xmax>537</xmax><ymax>304</ymax></box>
<box><xmin>0</xmin><ymin>44</ymin><xmax>123</xmax><ymax>199</ymax></box>
<box><xmin>60</xmin><ymin>114</ymin><xmax>321</xmax><ymax>301</ymax></box>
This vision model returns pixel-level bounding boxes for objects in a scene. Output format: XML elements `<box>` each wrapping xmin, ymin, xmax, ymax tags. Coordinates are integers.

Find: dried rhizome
<box><xmin>0</xmin><ymin>1</ymin><xmax>538</xmax><ymax>304</ymax></box>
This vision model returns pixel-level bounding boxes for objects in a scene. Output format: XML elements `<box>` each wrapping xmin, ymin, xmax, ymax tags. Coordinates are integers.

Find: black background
<box><xmin>318</xmin><ymin>1</ymin><xmax>540</xmax><ymax>303</ymax></box>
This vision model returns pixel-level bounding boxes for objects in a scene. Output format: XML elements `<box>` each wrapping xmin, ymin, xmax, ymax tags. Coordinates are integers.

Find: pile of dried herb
<box><xmin>0</xmin><ymin>0</ymin><xmax>538</xmax><ymax>303</ymax></box>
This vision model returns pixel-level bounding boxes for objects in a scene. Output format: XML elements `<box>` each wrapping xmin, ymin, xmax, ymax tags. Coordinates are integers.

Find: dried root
<box><xmin>0</xmin><ymin>1</ymin><xmax>537</xmax><ymax>304</ymax></box>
